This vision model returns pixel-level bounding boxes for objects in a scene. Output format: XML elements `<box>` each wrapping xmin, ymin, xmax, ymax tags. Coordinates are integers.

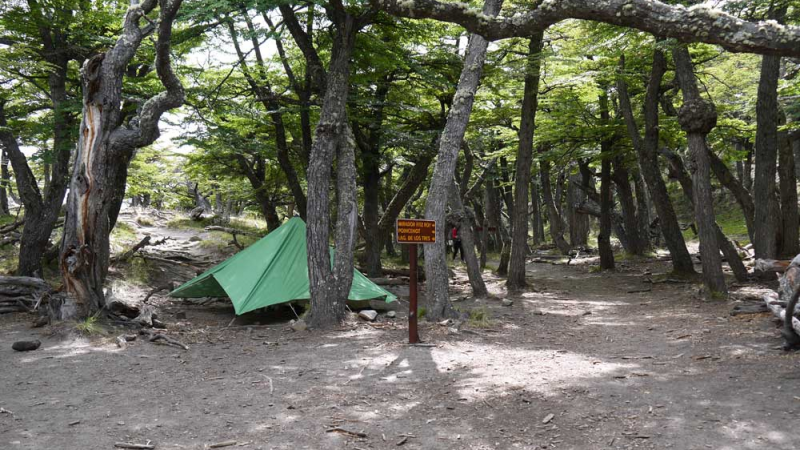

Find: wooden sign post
<box><xmin>396</xmin><ymin>218</ymin><xmax>436</xmax><ymax>344</ymax></box>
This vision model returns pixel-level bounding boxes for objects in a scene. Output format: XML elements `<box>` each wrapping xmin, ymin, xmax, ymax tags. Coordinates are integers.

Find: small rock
<box><xmin>175</xmin><ymin>311</ymin><xmax>187</xmax><ymax>320</ymax></box>
<box><xmin>448</xmin><ymin>327</ymin><xmax>459</xmax><ymax>334</ymax></box>
<box><xmin>189</xmin><ymin>235</ymin><xmax>203</xmax><ymax>242</ymax></box>
<box><xmin>12</xmin><ymin>340</ymin><xmax>41</xmax><ymax>352</ymax></box>
<box><xmin>582</xmin><ymin>310</ymin><xmax>592</xmax><ymax>316</ymax></box>
<box><xmin>542</xmin><ymin>413</ymin><xmax>555</xmax><ymax>424</ymax></box>
<box><xmin>358</xmin><ymin>310</ymin><xmax>378</xmax><ymax>321</ymax></box>
<box><xmin>501</xmin><ymin>299</ymin><xmax>514</xmax><ymax>307</ymax></box>
<box><xmin>386</xmin><ymin>311</ymin><xmax>396</xmax><ymax>318</ymax></box>
<box><xmin>290</xmin><ymin>319</ymin><xmax>307</xmax><ymax>332</ymax></box>
<box><xmin>532</xmin><ymin>310</ymin><xmax>545</xmax><ymax>316</ymax></box>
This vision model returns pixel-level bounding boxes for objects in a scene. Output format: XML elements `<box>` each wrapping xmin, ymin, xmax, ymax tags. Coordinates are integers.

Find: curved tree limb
<box><xmin>382</xmin><ymin>0</ymin><xmax>800</xmax><ymax>56</ymax></box>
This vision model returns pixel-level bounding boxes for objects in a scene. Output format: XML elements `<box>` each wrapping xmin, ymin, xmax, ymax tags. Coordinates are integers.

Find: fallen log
<box><xmin>0</xmin><ymin>219</ymin><xmax>24</xmax><ymax>234</ymax></box>
<box><xmin>114</xmin><ymin>443</ymin><xmax>155</xmax><ymax>450</ymax></box>
<box><xmin>368</xmin><ymin>277</ymin><xmax>407</xmax><ymax>286</ymax></box>
<box><xmin>0</xmin><ymin>277</ymin><xmax>50</xmax><ymax>313</ymax></box>
<box><xmin>204</xmin><ymin>225</ymin><xmax>260</xmax><ymax>237</ymax></box>
<box><xmin>755</xmin><ymin>259</ymin><xmax>791</xmax><ymax>273</ymax></box>
<box><xmin>730</xmin><ymin>303</ymin><xmax>769</xmax><ymax>316</ymax></box>
<box><xmin>111</xmin><ymin>236</ymin><xmax>169</xmax><ymax>264</ymax></box>
<box><xmin>140</xmin><ymin>329</ymin><xmax>189</xmax><ymax>350</ymax></box>
<box><xmin>358</xmin><ymin>267</ymin><xmax>425</xmax><ymax>281</ymax></box>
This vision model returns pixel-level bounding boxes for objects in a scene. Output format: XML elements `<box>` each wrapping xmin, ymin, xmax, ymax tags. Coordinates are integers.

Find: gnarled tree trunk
<box><xmin>673</xmin><ymin>46</ymin><xmax>726</xmax><ymax>295</ymax></box>
<box><xmin>58</xmin><ymin>0</ymin><xmax>184</xmax><ymax>319</ymax></box>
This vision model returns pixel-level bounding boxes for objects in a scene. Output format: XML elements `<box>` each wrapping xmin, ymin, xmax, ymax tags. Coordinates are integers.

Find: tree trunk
<box><xmin>611</xmin><ymin>156</ymin><xmax>644</xmax><ymax>255</ymax></box>
<box><xmin>779</xmin><ymin>130</ymin><xmax>799</xmax><ymax>257</ymax></box>
<box><xmin>59</xmin><ymin>0</ymin><xmax>184</xmax><ymax>319</ymax></box>
<box><xmin>567</xmin><ymin>174</ymin><xmax>590</xmax><ymax>247</ymax></box>
<box><xmin>598</xmin><ymin>90</ymin><xmax>615</xmax><ymax>270</ymax></box>
<box><xmin>753</xmin><ymin>53</ymin><xmax>782</xmax><ymax>259</ymax></box>
<box><xmin>661</xmin><ymin>148</ymin><xmax>749</xmax><ymax>283</ymax></box>
<box><xmin>360</xmin><ymin>78</ymin><xmax>393</xmax><ymax>278</ymax></box>
<box><xmin>673</xmin><ymin>46</ymin><xmax>726</xmax><ymax>296</ymax></box>
<box><xmin>305</xmin><ymin>15</ymin><xmax>359</xmax><ymax>329</ymax></box>
<box><xmin>422</xmin><ymin>0</ymin><xmax>503</xmax><ymax>322</ymax></box>
<box><xmin>449</xmin><ymin>180</ymin><xmax>488</xmax><ymax>297</ymax></box>
<box><xmin>0</xmin><ymin>150</ymin><xmax>9</xmax><ymax>216</ymax></box>
<box><xmin>634</xmin><ymin>172</ymin><xmax>651</xmax><ymax>253</ymax></box>
<box><xmin>227</xmin><ymin>14</ymin><xmax>307</xmax><ymax>221</ymax></box>
<box><xmin>616</xmin><ymin>49</ymin><xmax>695</xmax><ymax>275</ymax></box>
<box><xmin>508</xmin><ymin>32</ymin><xmax>544</xmax><ymax>291</ymax></box>
<box><xmin>531</xmin><ymin>173</ymin><xmax>544</xmax><ymax>245</ymax></box>
<box><xmin>743</xmin><ymin>141</ymin><xmax>754</xmax><ymax>191</ymax></box>
<box><xmin>362</xmin><ymin>154</ymin><xmax>384</xmax><ymax>277</ymax></box>
<box><xmin>708</xmin><ymin>150</ymin><xmax>755</xmax><ymax>243</ymax></box>
<box><xmin>540</xmin><ymin>159</ymin><xmax>571</xmax><ymax>254</ymax></box>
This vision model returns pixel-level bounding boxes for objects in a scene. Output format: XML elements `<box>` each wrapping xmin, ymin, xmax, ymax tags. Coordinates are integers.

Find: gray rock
<box><xmin>386</xmin><ymin>311</ymin><xmax>396</xmax><ymax>318</ymax></box>
<box><xmin>532</xmin><ymin>309</ymin><xmax>545</xmax><ymax>316</ymax></box>
<box><xmin>12</xmin><ymin>340</ymin><xmax>41</xmax><ymax>352</ymax></box>
<box><xmin>290</xmin><ymin>319</ymin><xmax>307</xmax><ymax>332</ymax></box>
<box><xmin>189</xmin><ymin>235</ymin><xmax>202</xmax><ymax>242</ymax></box>
<box><xmin>501</xmin><ymin>299</ymin><xmax>514</xmax><ymax>307</ymax></box>
<box><xmin>358</xmin><ymin>310</ymin><xmax>379</xmax><ymax>321</ymax></box>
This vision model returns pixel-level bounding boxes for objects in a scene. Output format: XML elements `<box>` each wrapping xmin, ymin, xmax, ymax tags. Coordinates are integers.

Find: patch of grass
<box><xmin>418</xmin><ymin>306</ymin><xmax>427</xmax><ymax>319</ymax></box>
<box><xmin>716</xmin><ymin>206</ymin><xmax>750</xmax><ymax>245</ymax></box>
<box><xmin>136</xmin><ymin>216</ymin><xmax>154</xmax><ymax>227</ymax></box>
<box><xmin>122</xmin><ymin>257</ymin><xmax>151</xmax><ymax>285</ymax></box>
<box><xmin>166</xmin><ymin>217</ymin><xmax>214</xmax><ymax>230</ymax></box>
<box><xmin>467</xmin><ymin>306</ymin><xmax>493</xmax><ymax>328</ymax></box>
<box><xmin>199</xmin><ymin>231</ymin><xmax>229</xmax><ymax>251</ymax></box>
<box><xmin>75</xmin><ymin>316</ymin><xmax>103</xmax><ymax>335</ymax></box>
<box><xmin>0</xmin><ymin>214</ymin><xmax>18</xmax><ymax>227</ymax></box>
<box><xmin>111</xmin><ymin>221</ymin><xmax>137</xmax><ymax>244</ymax></box>
<box><xmin>589</xmin><ymin>265</ymin><xmax>602</xmax><ymax>273</ymax></box>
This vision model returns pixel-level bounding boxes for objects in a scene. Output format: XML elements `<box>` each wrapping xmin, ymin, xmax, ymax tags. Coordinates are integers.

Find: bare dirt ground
<box><xmin>2</xmin><ymin>225</ymin><xmax>800</xmax><ymax>449</ymax></box>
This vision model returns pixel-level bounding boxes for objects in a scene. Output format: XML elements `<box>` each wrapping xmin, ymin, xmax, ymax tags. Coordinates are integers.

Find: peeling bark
<box><xmin>59</xmin><ymin>0</ymin><xmax>185</xmax><ymax>319</ymax></box>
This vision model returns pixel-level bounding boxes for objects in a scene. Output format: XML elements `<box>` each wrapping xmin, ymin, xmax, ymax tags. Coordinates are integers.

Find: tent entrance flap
<box><xmin>169</xmin><ymin>217</ymin><xmax>396</xmax><ymax>315</ymax></box>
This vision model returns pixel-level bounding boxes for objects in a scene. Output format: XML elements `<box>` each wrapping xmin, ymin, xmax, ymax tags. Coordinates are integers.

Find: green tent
<box><xmin>169</xmin><ymin>217</ymin><xmax>397</xmax><ymax>315</ymax></box>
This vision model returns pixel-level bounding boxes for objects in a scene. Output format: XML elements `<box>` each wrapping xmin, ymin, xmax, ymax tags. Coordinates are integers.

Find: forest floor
<box><xmin>1</xmin><ymin>215</ymin><xmax>799</xmax><ymax>450</ymax></box>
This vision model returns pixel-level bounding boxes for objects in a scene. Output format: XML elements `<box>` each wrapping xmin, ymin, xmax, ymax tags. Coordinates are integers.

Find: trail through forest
<box><xmin>1</xmin><ymin>220</ymin><xmax>799</xmax><ymax>450</ymax></box>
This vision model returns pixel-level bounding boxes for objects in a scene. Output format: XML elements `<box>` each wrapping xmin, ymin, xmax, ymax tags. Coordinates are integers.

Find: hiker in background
<box><xmin>451</xmin><ymin>225</ymin><xmax>464</xmax><ymax>262</ymax></box>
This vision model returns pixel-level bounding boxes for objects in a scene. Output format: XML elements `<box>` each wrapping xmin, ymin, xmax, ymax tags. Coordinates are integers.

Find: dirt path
<box><xmin>1</xmin><ymin>255</ymin><xmax>799</xmax><ymax>450</ymax></box>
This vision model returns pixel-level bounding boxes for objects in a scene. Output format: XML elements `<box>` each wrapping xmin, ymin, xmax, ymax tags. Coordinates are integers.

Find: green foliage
<box><xmin>75</xmin><ymin>316</ymin><xmax>103</xmax><ymax>335</ymax></box>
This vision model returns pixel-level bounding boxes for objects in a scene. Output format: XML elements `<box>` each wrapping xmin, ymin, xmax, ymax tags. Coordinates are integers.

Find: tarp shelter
<box><xmin>169</xmin><ymin>217</ymin><xmax>397</xmax><ymax>315</ymax></box>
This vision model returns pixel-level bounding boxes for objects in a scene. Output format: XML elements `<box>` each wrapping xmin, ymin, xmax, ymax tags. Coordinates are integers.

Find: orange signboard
<box><xmin>396</xmin><ymin>218</ymin><xmax>436</xmax><ymax>244</ymax></box>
